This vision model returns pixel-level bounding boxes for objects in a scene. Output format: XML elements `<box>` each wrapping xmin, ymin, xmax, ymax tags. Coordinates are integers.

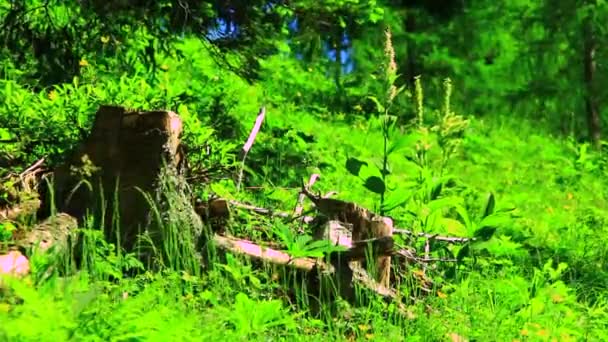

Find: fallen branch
<box><xmin>228</xmin><ymin>199</ymin><xmax>315</xmax><ymax>223</ymax></box>
<box><xmin>294</xmin><ymin>174</ymin><xmax>320</xmax><ymax>218</ymax></box>
<box><xmin>213</xmin><ymin>234</ymin><xmax>330</xmax><ymax>272</ymax></box>
<box><xmin>225</xmin><ymin>198</ymin><xmax>471</xmax><ymax>244</ymax></box>
<box><xmin>344</xmin><ymin>236</ymin><xmax>395</xmax><ymax>260</ymax></box>
<box><xmin>393</xmin><ymin>228</ymin><xmax>473</xmax><ymax>243</ymax></box>
<box><xmin>211</xmin><ymin>234</ymin><xmax>409</xmax><ymax>306</ymax></box>
<box><xmin>237</xmin><ymin>107</ymin><xmax>265</xmax><ymax>192</ymax></box>
<box><xmin>394</xmin><ymin>248</ymin><xmax>457</xmax><ymax>263</ymax></box>
<box><xmin>0</xmin><ymin>198</ymin><xmax>41</xmax><ymax>222</ymax></box>
<box><xmin>20</xmin><ymin>158</ymin><xmax>45</xmax><ymax>178</ymax></box>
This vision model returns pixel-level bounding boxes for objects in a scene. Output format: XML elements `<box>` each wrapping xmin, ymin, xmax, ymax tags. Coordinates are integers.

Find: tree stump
<box><xmin>37</xmin><ymin>105</ymin><xmax>187</xmax><ymax>254</ymax></box>
<box><xmin>305</xmin><ymin>188</ymin><xmax>395</xmax><ymax>289</ymax></box>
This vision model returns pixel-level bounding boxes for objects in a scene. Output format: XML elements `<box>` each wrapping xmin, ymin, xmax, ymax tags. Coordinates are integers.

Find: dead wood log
<box><xmin>0</xmin><ymin>250</ymin><xmax>30</xmax><ymax>278</ymax></box>
<box><xmin>0</xmin><ymin>198</ymin><xmax>40</xmax><ymax>222</ymax></box>
<box><xmin>213</xmin><ymin>195</ymin><xmax>464</xmax><ymax>291</ymax></box>
<box><xmin>213</xmin><ymin>234</ymin><xmax>329</xmax><ymax>272</ymax></box>
<box><xmin>212</xmin><ymin>234</ymin><xmax>404</xmax><ymax>302</ymax></box>
<box><xmin>312</xmin><ymin>219</ymin><xmax>353</xmax><ymax>247</ymax></box>
<box><xmin>0</xmin><ymin>213</ymin><xmax>78</xmax><ymax>283</ymax></box>
<box><xmin>293</xmin><ymin>173</ymin><xmax>320</xmax><ymax>222</ymax></box>
<box><xmin>226</xmin><ymin>199</ymin><xmax>315</xmax><ymax>224</ymax></box>
<box><xmin>1</xmin><ymin>159</ymin><xmax>44</xmax><ymax>222</ymax></box>
<box><xmin>17</xmin><ymin>213</ymin><xmax>78</xmax><ymax>254</ymax></box>
<box><xmin>393</xmin><ymin>228</ymin><xmax>473</xmax><ymax>243</ymax></box>
<box><xmin>224</xmin><ymin>198</ymin><xmax>471</xmax><ymax>244</ymax></box>
<box><xmin>302</xmin><ymin>186</ymin><xmax>394</xmax><ymax>287</ymax></box>
<box><xmin>0</xmin><ymin>250</ymin><xmax>30</xmax><ymax>293</ymax></box>
<box><xmin>195</xmin><ymin>198</ymin><xmax>231</xmax><ymax>233</ymax></box>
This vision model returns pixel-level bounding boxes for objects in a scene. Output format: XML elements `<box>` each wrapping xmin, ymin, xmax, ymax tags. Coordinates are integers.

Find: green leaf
<box><xmin>441</xmin><ymin>218</ymin><xmax>467</xmax><ymax>236</ymax></box>
<box><xmin>0</xmin><ymin>128</ymin><xmax>13</xmax><ymax>140</ymax></box>
<box><xmin>457</xmin><ymin>244</ymin><xmax>470</xmax><ymax>263</ymax></box>
<box><xmin>295</xmin><ymin>234</ymin><xmax>313</xmax><ymax>247</ymax></box>
<box><xmin>473</xmin><ymin>226</ymin><xmax>497</xmax><ymax>241</ymax></box>
<box><xmin>430</xmin><ymin>181</ymin><xmax>443</xmax><ymax>200</ymax></box>
<box><xmin>0</xmin><ymin>222</ymin><xmax>16</xmax><ymax>232</ymax></box>
<box><xmin>483</xmin><ymin>192</ymin><xmax>495</xmax><ymax>218</ymax></box>
<box><xmin>364</xmin><ymin>176</ymin><xmax>386</xmax><ymax>194</ymax></box>
<box><xmin>454</xmin><ymin>204</ymin><xmax>472</xmax><ymax>230</ymax></box>
<box><xmin>424</xmin><ymin>210</ymin><xmax>441</xmax><ymax>230</ymax></box>
<box><xmin>427</xmin><ymin>196</ymin><xmax>463</xmax><ymax>213</ymax></box>
<box><xmin>366</xmin><ymin>96</ymin><xmax>385</xmax><ymax>113</ymax></box>
<box><xmin>345</xmin><ymin>158</ymin><xmax>368</xmax><ymax>177</ymax></box>
<box><xmin>479</xmin><ymin>214</ymin><xmax>511</xmax><ymax>229</ymax></box>
<box><xmin>404</xmin><ymin>155</ymin><xmax>422</xmax><ymax>168</ymax></box>
<box><xmin>387</xmin><ymin>134</ymin><xmax>418</xmax><ymax>155</ymax></box>
<box><xmin>382</xmin><ymin>188</ymin><xmax>413</xmax><ymax>212</ymax></box>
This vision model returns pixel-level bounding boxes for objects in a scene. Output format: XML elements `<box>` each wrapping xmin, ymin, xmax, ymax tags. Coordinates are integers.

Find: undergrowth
<box><xmin>1</xmin><ymin>28</ymin><xmax>608</xmax><ymax>342</ymax></box>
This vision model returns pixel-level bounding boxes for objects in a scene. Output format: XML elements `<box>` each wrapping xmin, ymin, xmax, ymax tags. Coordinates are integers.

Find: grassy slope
<box><xmin>265</xmin><ymin>110</ymin><xmax>608</xmax><ymax>340</ymax></box>
<box><xmin>2</xmin><ymin>39</ymin><xmax>608</xmax><ymax>341</ymax></box>
<box><xmin>5</xmin><ymin>111</ymin><xmax>606</xmax><ymax>341</ymax></box>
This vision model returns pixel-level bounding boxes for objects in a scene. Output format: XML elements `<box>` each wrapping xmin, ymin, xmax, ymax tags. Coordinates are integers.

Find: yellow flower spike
<box><xmin>79</xmin><ymin>59</ymin><xmax>89</xmax><ymax>67</ymax></box>
<box><xmin>358</xmin><ymin>324</ymin><xmax>370</xmax><ymax>332</ymax></box>
<box><xmin>100</xmin><ymin>36</ymin><xmax>110</xmax><ymax>44</ymax></box>
<box><xmin>437</xmin><ymin>290</ymin><xmax>448</xmax><ymax>299</ymax></box>
<box><xmin>48</xmin><ymin>90</ymin><xmax>58</xmax><ymax>101</ymax></box>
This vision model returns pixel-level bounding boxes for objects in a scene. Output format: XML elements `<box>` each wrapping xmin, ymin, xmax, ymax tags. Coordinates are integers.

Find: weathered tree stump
<box><xmin>37</xmin><ymin>105</ymin><xmax>186</xmax><ymax>254</ymax></box>
<box><xmin>305</xmin><ymin>188</ymin><xmax>395</xmax><ymax>288</ymax></box>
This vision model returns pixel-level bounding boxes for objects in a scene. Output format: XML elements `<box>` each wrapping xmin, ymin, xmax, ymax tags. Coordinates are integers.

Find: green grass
<box><xmin>2</xmin><ymin>35</ymin><xmax>608</xmax><ymax>342</ymax></box>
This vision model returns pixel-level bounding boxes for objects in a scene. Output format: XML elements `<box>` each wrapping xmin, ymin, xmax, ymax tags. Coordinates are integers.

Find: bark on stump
<box><xmin>38</xmin><ymin>105</ymin><xmax>186</xmax><ymax>254</ymax></box>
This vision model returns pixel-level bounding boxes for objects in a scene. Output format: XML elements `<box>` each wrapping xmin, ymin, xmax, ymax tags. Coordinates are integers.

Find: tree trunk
<box><xmin>583</xmin><ymin>16</ymin><xmax>601</xmax><ymax>147</ymax></box>
<box><xmin>37</xmin><ymin>106</ymin><xmax>189</xmax><ymax>255</ymax></box>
